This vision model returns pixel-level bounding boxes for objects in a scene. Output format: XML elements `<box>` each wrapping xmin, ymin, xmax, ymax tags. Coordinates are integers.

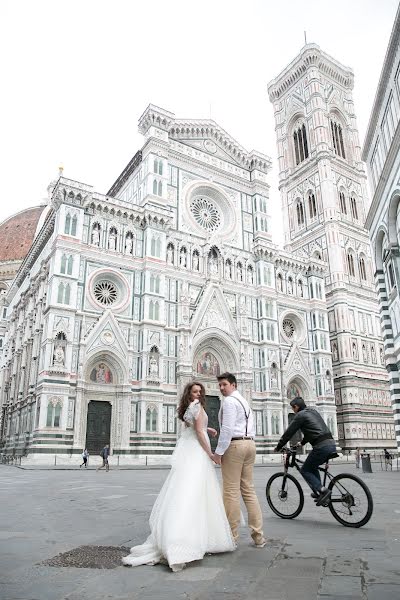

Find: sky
<box><xmin>0</xmin><ymin>0</ymin><xmax>398</xmax><ymax>246</ymax></box>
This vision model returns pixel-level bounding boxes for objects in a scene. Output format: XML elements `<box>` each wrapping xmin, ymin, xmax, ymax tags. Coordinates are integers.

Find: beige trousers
<box><xmin>221</xmin><ymin>439</ymin><xmax>264</xmax><ymax>544</ymax></box>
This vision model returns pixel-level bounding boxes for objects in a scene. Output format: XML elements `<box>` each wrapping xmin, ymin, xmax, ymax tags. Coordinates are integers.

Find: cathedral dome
<box><xmin>0</xmin><ymin>205</ymin><xmax>45</xmax><ymax>262</ymax></box>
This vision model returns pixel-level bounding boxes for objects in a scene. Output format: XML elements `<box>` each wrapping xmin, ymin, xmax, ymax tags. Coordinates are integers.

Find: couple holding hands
<box><xmin>122</xmin><ymin>372</ymin><xmax>266</xmax><ymax>573</ymax></box>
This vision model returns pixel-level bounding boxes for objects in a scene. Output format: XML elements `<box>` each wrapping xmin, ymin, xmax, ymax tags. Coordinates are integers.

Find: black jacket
<box><xmin>276</xmin><ymin>407</ymin><xmax>334</xmax><ymax>450</ymax></box>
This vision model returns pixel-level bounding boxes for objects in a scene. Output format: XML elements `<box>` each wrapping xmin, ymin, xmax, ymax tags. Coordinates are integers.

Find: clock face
<box><xmin>203</xmin><ymin>140</ymin><xmax>217</xmax><ymax>154</ymax></box>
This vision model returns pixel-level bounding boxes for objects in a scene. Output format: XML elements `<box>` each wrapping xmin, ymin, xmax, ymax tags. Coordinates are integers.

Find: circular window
<box><xmin>281</xmin><ymin>312</ymin><xmax>306</xmax><ymax>344</ymax></box>
<box><xmin>94</xmin><ymin>280</ymin><xmax>118</xmax><ymax>306</ymax></box>
<box><xmin>282</xmin><ymin>319</ymin><xmax>295</xmax><ymax>338</ymax></box>
<box><xmin>88</xmin><ymin>268</ymin><xmax>130</xmax><ymax>312</ymax></box>
<box><xmin>190</xmin><ymin>196</ymin><xmax>221</xmax><ymax>232</ymax></box>
<box><xmin>183</xmin><ymin>181</ymin><xmax>237</xmax><ymax>240</ymax></box>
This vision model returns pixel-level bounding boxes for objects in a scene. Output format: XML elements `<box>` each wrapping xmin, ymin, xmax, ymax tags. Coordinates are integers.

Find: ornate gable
<box><xmin>191</xmin><ymin>285</ymin><xmax>239</xmax><ymax>339</ymax></box>
<box><xmin>283</xmin><ymin>343</ymin><xmax>311</xmax><ymax>382</ymax></box>
<box><xmin>84</xmin><ymin>310</ymin><xmax>128</xmax><ymax>360</ymax></box>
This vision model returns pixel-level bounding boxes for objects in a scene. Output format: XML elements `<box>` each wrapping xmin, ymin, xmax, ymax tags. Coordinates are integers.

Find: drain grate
<box><xmin>40</xmin><ymin>545</ymin><xmax>131</xmax><ymax>569</ymax></box>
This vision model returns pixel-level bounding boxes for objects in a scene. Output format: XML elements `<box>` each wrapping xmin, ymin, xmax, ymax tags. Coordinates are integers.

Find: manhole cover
<box><xmin>40</xmin><ymin>545</ymin><xmax>131</xmax><ymax>569</ymax></box>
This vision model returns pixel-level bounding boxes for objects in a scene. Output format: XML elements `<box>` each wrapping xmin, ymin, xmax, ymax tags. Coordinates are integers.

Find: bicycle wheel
<box><xmin>266</xmin><ymin>472</ymin><xmax>304</xmax><ymax>519</ymax></box>
<box><xmin>328</xmin><ymin>473</ymin><xmax>373</xmax><ymax>528</ymax></box>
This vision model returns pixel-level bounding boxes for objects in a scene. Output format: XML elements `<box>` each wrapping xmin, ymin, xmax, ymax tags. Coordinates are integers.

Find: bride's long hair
<box><xmin>177</xmin><ymin>381</ymin><xmax>206</xmax><ymax>421</ymax></box>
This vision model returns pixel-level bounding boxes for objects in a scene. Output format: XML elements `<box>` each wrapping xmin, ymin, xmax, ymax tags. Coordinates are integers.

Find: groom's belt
<box><xmin>231</xmin><ymin>436</ymin><xmax>254</xmax><ymax>441</ymax></box>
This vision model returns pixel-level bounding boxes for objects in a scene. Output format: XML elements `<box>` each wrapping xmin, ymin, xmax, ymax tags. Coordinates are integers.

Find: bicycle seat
<box><xmin>326</xmin><ymin>452</ymin><xmax>339</xmax><ymax>461</ymax></box>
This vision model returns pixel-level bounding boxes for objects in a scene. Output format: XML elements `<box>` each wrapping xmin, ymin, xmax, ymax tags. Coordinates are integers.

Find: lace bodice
<box><xmin>183</xmin><ymin>400</ymin><xmax>208</xmax><ymax>430</ymax></box>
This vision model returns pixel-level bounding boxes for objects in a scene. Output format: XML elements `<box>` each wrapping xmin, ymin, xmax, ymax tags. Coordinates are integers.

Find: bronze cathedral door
<box><xmin>205</xmin><ymin>395</ymin><xmax>220</xmax><ymax>452</ymax></box>
<box><xmin>85</xmin><ymin>401</ymin><xmax>112</xmax><ymax>454</ymax></box>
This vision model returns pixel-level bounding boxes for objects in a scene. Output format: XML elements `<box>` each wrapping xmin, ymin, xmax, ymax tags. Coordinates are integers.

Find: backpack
<box><xmin>100</xmin><ymin>449</ymin><xmax>104</xmax><ymax>458</ymax></box>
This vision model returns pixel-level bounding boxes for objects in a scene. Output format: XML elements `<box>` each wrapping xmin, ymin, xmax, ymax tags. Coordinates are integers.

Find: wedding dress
<box><xmin>122</xmin><ymin>400</ymin><xmax>235</xmax><ymax>571</ymax></box>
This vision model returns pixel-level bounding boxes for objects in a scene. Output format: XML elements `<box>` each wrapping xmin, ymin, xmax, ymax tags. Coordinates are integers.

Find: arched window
<box><xmin>158</xmin><ymin>181</ymin><xmax>162</xmax><ymax>196</ymax></box>
<box><xmin>154</xmin><ymin>158</ymin><xmax>159</xmax><ymax>173</ymax></box>
<box><xmin>67</xmin><ymin>255</ymin><xmax>73</xmax><ymax>275</ymax></box>
<box><xmin>308</xmin><ymin>193</ymin><xmax>317</xmax><ymax>219</ymax></box>
<box><xmin>46</xmin><ymin>400</ymin><xmax>62</xmax><ymax>427</ymax></box>
<box><xmin>150</xmin><ymin>275</ymin><xmax>160</xmax><ymax>294</ymax></box>
<box><xmin>237</xmin><ymin>262</ymin><xmax>243</xmax><ymax>282</ymax></box>
<box><xmin>298</xmin><ymin>280</ymin><xmax>304</xmax><ymax>297</ymax></box>
<box><xmin>71</xmin><ymin>215</ymin><xmax>77</xmax><ymax>236</ymax></box>
<box><xmin>153</xmin><ymin>179</ymin><xmax>158</xmax><ymax>195</ymax></box>
<box><xmin>330</xmin><ymin>118</ymin><xmax>346</xmax><ymax>158</ymax></box>
<box><xmin>347</xmin><ymin>252</ymin><xmax>355</xmax><ymax>277</ymax></box>
<box><xmin>296</xmin><ymin>201</ymin><xmax>305</xmax><ymax>226</ymax></box>
<box><xmin>158</xmin><ymin>160</ymin><xmax>163</xmax><ymax>175</ymax></box>
<box><xmin>293</xmin><ymin>122</ymin><xmax>309</xmax><ymax>165</ymax></box>
<box><xmin>339</xmin><ymin>191</ymin><xmax>347</xmax><ymax>214</ymax></box>
<box><xmin>277</xmin><ymin>273</ymin><xmax>283</xmax><ymax>292</ymax></box>
<box><xmin>146</xmin><ymin>406</ymin><xmax>158</xmax><ymax>432</ymax></box>
<box><xmin>57</xmin><ymin>282</ymin><xmax>64</xmax><ymax>303</ymax></box>
<box><xmin>64</xmin><ymin>213</ymin><xmax>71</xmax><ymax>234</ymax></box>
<box><xmin>60</xmin><ymin>254</ymin><xmax>67</xmax><ymax>274</ymax></box>
<box><xmin>359</xmin><ymin>257</ymin><xmax>367</xmax><ymax>281</ymax></box>
<box><xmin>350</xmin><ymin>195</ymin><xmax>358</xmax><ymax>220</ymax></box>
<box><xmin>64</xmin><ymin>284</ymin><xmax>70</xmax><ymax>305</ymax></box>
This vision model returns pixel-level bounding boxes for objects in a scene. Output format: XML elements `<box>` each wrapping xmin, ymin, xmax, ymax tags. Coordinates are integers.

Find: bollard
<box><xmin>54</xmin><ymin>454</ymin><xmax>57</xmax><ymax>466</ymax></box>
<box><xmin>361</xmin><ymin>453</ymin><xmax>372</xmax><ymax>473</ymax></box>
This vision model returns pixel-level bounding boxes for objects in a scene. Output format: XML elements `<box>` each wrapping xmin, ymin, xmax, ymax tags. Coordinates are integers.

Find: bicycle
<box><xmin>266</xmin><ymin>447</ymin><xmax>373</xmax><ymax>528</ymax></box>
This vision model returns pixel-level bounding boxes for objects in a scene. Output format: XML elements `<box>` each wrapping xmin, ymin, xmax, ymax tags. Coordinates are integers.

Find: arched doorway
<box><xmin>192</xmin><ymin>336</ymin><xmax>239</xmax><ymax>451</ymax></box>
<box><xmin>286</xmin><ymin>379</ymin><xmax>306</xmax><ymax>448</ymax></box>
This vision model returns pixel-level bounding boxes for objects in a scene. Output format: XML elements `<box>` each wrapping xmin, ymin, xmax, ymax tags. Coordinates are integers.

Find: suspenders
<box><xmin>234</xmin><ymin>397</ymin><xmax>250</xmax><ymax>437</ymax></box>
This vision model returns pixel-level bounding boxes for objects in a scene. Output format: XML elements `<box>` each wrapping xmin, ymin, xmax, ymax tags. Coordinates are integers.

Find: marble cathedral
<box><xmin>0</xmin><ymin>44</ymin><xmax>394</xmax><ymax>463</ymax></box>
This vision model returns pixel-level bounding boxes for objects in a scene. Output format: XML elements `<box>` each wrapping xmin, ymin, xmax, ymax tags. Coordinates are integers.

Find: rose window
<box><xmin>190</xmin><ymin>197</ymin><xmax>221</xmax><ymax>232</ymax></box>
<box><xmin>93</xmin><ymin>280</ymin><xmax>118</xmax><ymax>306</ymax></box>
<box><xmin>282</xmin><ymin>319</ymin><xmax>295</xmax><ymax>338</ymax></box>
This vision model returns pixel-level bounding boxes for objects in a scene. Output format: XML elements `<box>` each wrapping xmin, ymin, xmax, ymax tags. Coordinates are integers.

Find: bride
<box><xmin>122</xmin><ymin>381</ymin><xmax>236</xmax><ymax>572</ymax></box>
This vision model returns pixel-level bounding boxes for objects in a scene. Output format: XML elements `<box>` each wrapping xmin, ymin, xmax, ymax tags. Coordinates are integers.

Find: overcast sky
<box><xmin>1</xmin><ymin>0</ymin><xmax>398</xmax><ymax>245</ymax></box>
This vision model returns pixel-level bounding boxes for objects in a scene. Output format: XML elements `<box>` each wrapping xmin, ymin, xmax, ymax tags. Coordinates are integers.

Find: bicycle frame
<box><xmin>282</xmin><ymin>448</ymin><xmax>335</xmax><ymax>492</ymax></box>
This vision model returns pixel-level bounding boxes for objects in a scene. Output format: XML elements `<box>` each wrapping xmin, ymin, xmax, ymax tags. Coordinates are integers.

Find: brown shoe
<box><xmin>254</xmin><ymin>538</ymin><xmax>266</xmax><ymax>548</ymax></box>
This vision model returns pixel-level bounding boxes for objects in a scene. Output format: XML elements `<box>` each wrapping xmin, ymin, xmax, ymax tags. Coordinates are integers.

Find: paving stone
<box><xmin>366</xmin><ymin>583</ymin><xmax>400</xmax><ymax>600</ymax></box>
<box><xmin>324</xmin><ymin>557</ymin><xmax>361</xmax><ymax>577</ymax></box>
<box><xmin>319</xmin><ymin>575</ymin><xmax>362</xmax><ymax>596</ymax></box>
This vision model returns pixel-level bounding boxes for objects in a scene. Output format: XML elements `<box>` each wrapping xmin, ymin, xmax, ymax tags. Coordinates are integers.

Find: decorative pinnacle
<box><xmin>58</xmin><ymin>165</ymin><xmax>64</xmax><ymax>177</ymax></box>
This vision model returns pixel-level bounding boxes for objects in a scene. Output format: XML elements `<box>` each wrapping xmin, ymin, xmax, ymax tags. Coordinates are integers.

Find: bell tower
<box><xmin>268</xmin><ymin>44</ymin><xmax>393</xmax><ymax>450</ymax></box>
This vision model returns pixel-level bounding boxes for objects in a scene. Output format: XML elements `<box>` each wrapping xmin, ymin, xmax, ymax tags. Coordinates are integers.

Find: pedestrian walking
<box><xmin>355</xmin><ymin>447</ymin><xmax>361</xmax><ymax>469</ymax></box>
<box><xmin>97</xmin><ymin>444</ymin><xmax>110</xmax><ymax>472</ymax></box>
<box><xmin>383</xmin><ymin>448</ymin><xmax>393</xmax><ymax>470</ymax></box>
<box><xmin>80</xmin><ymin>448</ymin><xmax>89</xmax><ymax>468</ymax></box>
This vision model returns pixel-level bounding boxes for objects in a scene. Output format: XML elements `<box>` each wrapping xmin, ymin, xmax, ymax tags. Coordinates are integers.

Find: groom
<box><xmin>212</xmin><ymin>372</ymin><xmax>266</xmax><ymax>547</ymax></box>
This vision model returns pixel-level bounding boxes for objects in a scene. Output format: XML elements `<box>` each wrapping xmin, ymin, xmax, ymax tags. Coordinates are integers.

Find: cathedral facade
<box><xmin>268</xmin><ymin>44</ymin><xmax>394</xmax><ymax>450</ymax></box>
<box><xmin>0</xmin><ymin>103</ymin><xmax>336</xmax><ymax>463</ymax></box>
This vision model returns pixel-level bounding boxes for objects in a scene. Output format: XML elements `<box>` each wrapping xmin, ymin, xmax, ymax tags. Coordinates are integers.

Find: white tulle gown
<box><xmin>122</xmin><ymin>400</ymin><xmax>235</xmax><ymax>571</ymax></box>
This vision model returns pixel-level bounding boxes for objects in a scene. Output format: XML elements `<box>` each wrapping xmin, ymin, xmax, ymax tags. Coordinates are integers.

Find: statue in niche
<box><xmin>247</xmin><ymin>268</ymin><xmax>253</xmax><ymax>284</ymax></box>
<box><xmin>149</xmin><ymin>356</ymin><xmax>159</xmax><ymax>377</ymax></box>
<box><xmin>362</xmin><ymin>345</ymin><xmax>368</xmax><ymax>362</ymax></box>
<box><xmin>108</xmin><ymin>230</ymin><xmax>117</xmax><ymax>251</ymax></box>
<box><xmin>125</xmin><ymin>234</ymin><xmax>134</xmax><ymax>255</ymax></box>
<box><xmin>209</xmin><ymin>255</ymin><xmax>218</xmax><ymax>276</ymax></box>
<box><xmin>380</xmin><ymin>348</ymin><xmax>384</xmax><ymax>364</ymax></box>
<box><xmin>298</xmin><ymin>280</ymin><xmax>304</xmax><ymax>297</ymax></box>
<box><xmin>288</xmin><ymin>278</ymin><xmax>293</xmax><ymax>294</ymax></box>
<box><xmin>371</xmin><ymin>345</ymin><xmax>376</xmax><ymax>363</ymax></box>
<box><xmin>91</xmin><ymin>225</ymin><xmax>100</xmax><ymax>246</ymax></box>
<box><xmin>192</xmin><ymin>253</ymin><xmax>199</xmax><ymax>271</ymax></box>
<box><xmin>332</xmin><ymin>344</ymin><xmax>338</xmax><ymax>362</ymax></box>
<box><xmin>226</xmin><ymin>262</ymin><xmax>232</xmax><ymax>280</ymax></box>
<box><xmin>180</xmin><ymin>248</ymin><xmax>187</xmax><ymax>268</ymax></box>
<box><xmin>166</xmin><ymin>246</ymin><xmax>174</xmax><ymax>265</ymax></box>
<box><xmin>325</xmin><ymin>377</ymin><xmax>332</xmax><ymax>394</ymax></box>
<box><xmin>270</xmin><ymin>368</ymin><xmax>278</xmax><ymax>388</ymax></box>
<box><xmin>237</xmin><ymin>264</ymin><xmax>243</xmax><ymax>281</ymax></box>
<box><xmin>53</xmin><ymin>344</ymin><xmax>65</xmax><ymax>367</ymax></box>
<box><xmin>352</xmin><ymin>343</ymin><xmax>358</xmax><ymax>360</ymax></box>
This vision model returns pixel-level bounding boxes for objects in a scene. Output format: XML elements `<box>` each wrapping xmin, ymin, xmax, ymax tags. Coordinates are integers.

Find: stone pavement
<box><xmin>0</xmin><ymin>463</ymin><xmax>399</xmax><ymax>600</ymax></box>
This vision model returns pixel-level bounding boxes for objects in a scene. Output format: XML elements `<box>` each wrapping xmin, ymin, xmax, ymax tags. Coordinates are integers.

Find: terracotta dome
<box><xmin>0</xmin><ymin>206</ymin><xmax>45</xmax><ymax>262</ymax></box>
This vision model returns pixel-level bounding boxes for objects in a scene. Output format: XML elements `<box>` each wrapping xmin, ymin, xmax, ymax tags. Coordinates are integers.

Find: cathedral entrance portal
<box><xmin>205</xmin><ymin>396</ymin><xmax>220</xmax><ymax>452</ymax></box>
<box><xmin>85</xmin><ymin>401</ymin><xmax>112</xmax><ymax>454</ymax></box>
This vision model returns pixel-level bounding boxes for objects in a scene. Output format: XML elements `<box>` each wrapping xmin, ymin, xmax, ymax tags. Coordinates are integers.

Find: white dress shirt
<box><xmin>215</xmin><ymin>390</ymin><xmax>255</xmax><ymax>456</ymax></box>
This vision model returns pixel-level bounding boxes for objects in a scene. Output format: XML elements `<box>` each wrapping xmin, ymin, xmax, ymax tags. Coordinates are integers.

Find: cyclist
<box><xmin>274</xmin><ymin>397</ymin><xmax>336</xmax><ymax>506</ymax></box>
